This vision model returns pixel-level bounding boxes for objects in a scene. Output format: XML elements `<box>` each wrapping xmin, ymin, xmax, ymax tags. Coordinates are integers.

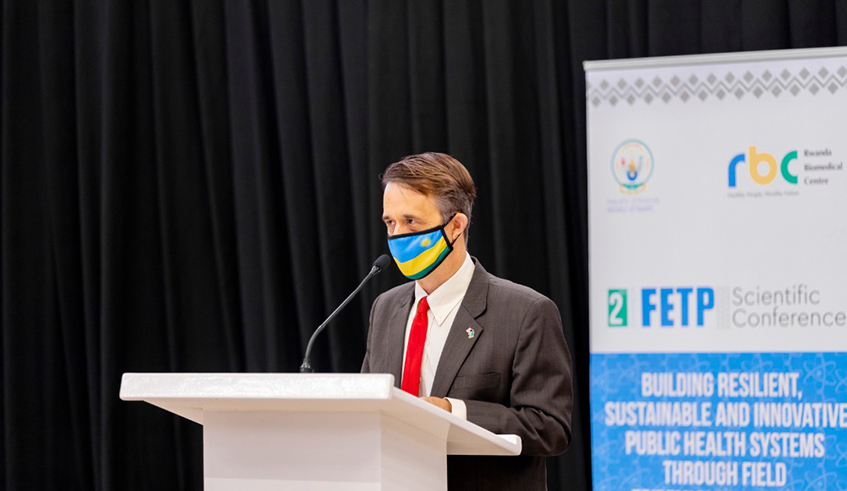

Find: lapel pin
<box><xmin>466</xmin><ymin>327</ymin><xmax>475</xmax><ymax>339</ymax></box>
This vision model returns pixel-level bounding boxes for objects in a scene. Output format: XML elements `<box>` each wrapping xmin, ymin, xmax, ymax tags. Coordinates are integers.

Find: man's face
<box><xmin>382</xmin><ymin>182</ymin><xmax>443</xmax><ymax>237</ymax></box>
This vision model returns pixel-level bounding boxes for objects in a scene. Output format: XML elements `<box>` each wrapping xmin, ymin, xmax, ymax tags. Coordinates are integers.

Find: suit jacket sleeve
<box><xmin>360</xmin><ymin>293</ymin><xmax>380</xmax><ymax>373</ymax></box>
<box><xmin>463</xmin><ymin>296</ymin><xmax>573</xmax><ymax>457</ymax></box>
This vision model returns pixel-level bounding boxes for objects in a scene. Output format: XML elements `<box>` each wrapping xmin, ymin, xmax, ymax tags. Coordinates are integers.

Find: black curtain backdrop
<box><xmin>1</xmin><ymin>0</ymin><xmax>845</xmax><ymax>489</ymax></box>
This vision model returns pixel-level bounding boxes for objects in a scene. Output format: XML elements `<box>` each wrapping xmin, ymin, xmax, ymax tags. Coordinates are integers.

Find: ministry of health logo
<box><xmin>612</xmin><ymin>139</ymin><xmax>654</xmax><ymax>194</ymax></box>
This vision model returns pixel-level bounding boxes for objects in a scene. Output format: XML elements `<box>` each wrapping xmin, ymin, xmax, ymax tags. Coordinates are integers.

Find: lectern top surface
<box><xmin>121</xmin><ymin>373</ymin><xmax>394</xmax><ymax>401</ymax></box>
<box><xmin>120</xmin><ymin>373</ymin><xmax>521</xmax><ymax>456</ymax></box>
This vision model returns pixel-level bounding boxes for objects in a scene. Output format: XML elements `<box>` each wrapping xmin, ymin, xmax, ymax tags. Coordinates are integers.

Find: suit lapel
<box><xmin>429</xmin><ymin>259</ymin><xmax>490</xmax><ymax>398</ymax></box>
<box><xmin>386</xmin><ymin>286</ymin><xmax>414</xmax><ymax>388</ymax></box>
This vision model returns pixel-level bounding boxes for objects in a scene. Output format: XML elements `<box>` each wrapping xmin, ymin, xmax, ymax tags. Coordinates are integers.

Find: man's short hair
<box><xmin>381</xmin><ymin>152</ymin><xmax>477</xmax><ymax>240</ymax></box>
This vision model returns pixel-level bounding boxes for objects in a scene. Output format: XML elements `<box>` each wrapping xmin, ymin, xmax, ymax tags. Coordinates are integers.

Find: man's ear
<box><xmin>451</xmin><ymin>213</ymin><xmax>469</xmax><ymax>242</ymax></box>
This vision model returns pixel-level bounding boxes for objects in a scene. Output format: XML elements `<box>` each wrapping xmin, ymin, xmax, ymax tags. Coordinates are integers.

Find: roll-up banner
<box><xmin>587</xmin><ymin>47</ymin><xmax>847</xmax><ymax>491</ymax></box>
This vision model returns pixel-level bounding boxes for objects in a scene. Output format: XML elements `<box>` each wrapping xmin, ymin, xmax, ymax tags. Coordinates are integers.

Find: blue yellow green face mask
<box><xmin>387</xmin><ymin>215</ymin><xmax>457</xmax><ymax>280</ymax></box>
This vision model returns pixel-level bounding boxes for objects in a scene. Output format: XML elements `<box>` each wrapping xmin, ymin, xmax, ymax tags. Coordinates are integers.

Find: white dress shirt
<box><xmin>401</xmin><ymin>253</ymin><xmax>475</xmax><ymax>419</ymax></box>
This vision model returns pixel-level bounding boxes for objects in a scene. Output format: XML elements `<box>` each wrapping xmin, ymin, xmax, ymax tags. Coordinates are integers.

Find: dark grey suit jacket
<box><xmin>361</xmin><ymin>259</ymin><xmax>573</xmax><ymax>490</ymax></box>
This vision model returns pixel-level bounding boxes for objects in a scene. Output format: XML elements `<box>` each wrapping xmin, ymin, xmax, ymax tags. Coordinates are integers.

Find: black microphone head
<box><xmin>373</xmin><ymin>254</ymin><xmax>392</xmax><ymax>273</ymax></box>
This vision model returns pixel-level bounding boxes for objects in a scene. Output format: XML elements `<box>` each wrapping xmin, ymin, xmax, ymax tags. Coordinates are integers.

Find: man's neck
<box><xmin>416</xmin><ymin>242</ymin><xmax>467</xmax><ymax>295</ymax></box>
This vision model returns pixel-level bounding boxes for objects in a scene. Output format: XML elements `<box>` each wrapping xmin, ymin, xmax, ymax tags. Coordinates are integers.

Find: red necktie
<box><xmin>401</xmin><ymin>296</ymin><xmax>429</xmax><ymax>396</ymax></box>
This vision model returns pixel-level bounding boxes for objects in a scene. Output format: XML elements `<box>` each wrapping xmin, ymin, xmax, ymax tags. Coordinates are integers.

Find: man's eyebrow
<box><xmin>382</xmin><ymin>213</ymin><xmax>423</xmax><ymax>221</ymax></box>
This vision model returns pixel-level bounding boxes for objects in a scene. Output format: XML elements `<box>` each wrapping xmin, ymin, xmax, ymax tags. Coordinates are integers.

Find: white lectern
<box><xmin>120</xmin><ymin>373</ymin><xmax>521</xmax><ymax>491</ymax></box>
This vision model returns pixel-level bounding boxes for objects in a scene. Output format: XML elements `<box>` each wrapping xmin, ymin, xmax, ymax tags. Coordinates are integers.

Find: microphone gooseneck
<box><xmin>299</xmin><ymin>254</ymin><xmax>391</xmax><ymax>373</ymax></box>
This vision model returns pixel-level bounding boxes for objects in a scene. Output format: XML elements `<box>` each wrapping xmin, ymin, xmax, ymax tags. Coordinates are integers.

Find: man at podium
<box><xmin>362</xmin><ymin>152</ymin><xmax>573</xmax><ymax>490</ymax></box>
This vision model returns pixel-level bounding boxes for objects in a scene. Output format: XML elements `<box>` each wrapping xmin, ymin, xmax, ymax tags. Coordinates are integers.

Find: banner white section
<box><xmin>587</xmin><ymin>48</ymin><xmax>847</xmax><ymax>354</ymax></box>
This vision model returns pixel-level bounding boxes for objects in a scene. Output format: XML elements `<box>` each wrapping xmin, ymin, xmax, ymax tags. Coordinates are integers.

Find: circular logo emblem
<box><xmin>611</xmin><ymin>140</ymin><xmax>654</xmax><ymax>194</ymax></box>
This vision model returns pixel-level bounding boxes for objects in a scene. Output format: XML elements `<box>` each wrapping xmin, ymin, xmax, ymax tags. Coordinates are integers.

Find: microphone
<box><xmin>299</xmin><ymin>254</ymin><xmax>391</xmax><ymax>373</ymax></box>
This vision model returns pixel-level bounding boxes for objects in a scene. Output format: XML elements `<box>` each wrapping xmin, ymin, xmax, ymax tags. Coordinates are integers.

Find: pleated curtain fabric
<box><xmin>1</xmin><ymin>0</ymin><xmax>846</xmax><ymax>489</ymax></box>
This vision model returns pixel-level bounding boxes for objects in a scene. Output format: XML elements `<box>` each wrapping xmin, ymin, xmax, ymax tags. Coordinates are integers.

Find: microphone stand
<box><xmin>299</xmin><ymin>255</ymin><xmax>390</xmax><ymax>373</ymax></box>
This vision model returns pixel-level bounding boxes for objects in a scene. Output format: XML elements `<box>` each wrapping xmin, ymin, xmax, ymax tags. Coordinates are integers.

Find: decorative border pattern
<box><xmin>587</xmin><ymin>65</ymin><xmax>847</xmax><ymax>107</ymax></box>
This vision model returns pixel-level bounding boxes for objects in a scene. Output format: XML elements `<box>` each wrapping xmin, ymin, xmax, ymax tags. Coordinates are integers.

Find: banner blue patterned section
<box><xmin>590</xmin><ymin>352</ymin><xmax>847</xmax><ymax>491</ymax></box>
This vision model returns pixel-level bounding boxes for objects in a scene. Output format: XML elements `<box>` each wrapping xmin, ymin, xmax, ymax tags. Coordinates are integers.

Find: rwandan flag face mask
<box><xmin>387</xmin><ymin>215</ymin><xmax>457</xmax><ymax>280</ymax></box>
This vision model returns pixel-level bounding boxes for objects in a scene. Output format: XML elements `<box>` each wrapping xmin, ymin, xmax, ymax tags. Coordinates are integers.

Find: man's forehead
<box><xmin>382</xmin><ymin>182</ymin><xmax>439</xmax><ymax>215</ymax></box>
<box><xmin>384</xmin><ymin>181</ymin><xmax>427</xmax><ymax>201</ymax></box>
<box><xmin>384</xmin><ymin>180</ymin><xmax>421</xmax><ymax>195</ymax></box>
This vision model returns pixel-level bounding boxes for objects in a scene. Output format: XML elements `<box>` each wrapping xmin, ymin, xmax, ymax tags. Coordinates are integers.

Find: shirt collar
<box><xmin>414</xmin><ymin>253</ymin><xmax>475</xmax><ymax>324</ymax></box>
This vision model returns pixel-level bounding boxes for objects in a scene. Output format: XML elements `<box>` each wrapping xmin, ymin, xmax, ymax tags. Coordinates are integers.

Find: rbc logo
<box><xmin>642</xmin><ymin>287</ymin><xmax>714</xmax><ymax>327</ymax></box>
<box><xmin>728</xmin><ymin>146</ymin><xmax>797</xmax><ymax>187</ymax></box>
